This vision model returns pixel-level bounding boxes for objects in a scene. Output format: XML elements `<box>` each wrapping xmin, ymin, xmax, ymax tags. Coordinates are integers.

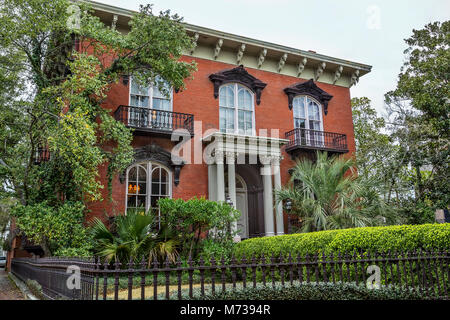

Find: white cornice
<box><xmin>78</xmin><ymin>0</ymin><xmax>372</xmax><ymax>87</ymax></box>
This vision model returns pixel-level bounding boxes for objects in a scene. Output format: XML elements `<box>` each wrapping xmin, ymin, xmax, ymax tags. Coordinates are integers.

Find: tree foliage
<box><xmin>352</xmin><ymin>21</ymin><xmax>449</xmax><ymax>225</ymax></box>
<box><xmin>276</xmin><ymin>152</ymin><xmax>394</xmax><ymax>232</ymax></box>
<box><xmin>0</xmin><ymin>0</ymin><xmax>196</xmax><ymax>255</ymax></box>
<box><xmin>12</xmin><ymin>201</ymin><xmax>92</xmax><ymax>256</ymax></box>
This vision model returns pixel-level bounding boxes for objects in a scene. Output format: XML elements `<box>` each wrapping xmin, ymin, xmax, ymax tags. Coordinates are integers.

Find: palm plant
<box><xmin>276</xmin><ymin>152</ymin><xmax>391</xmax><ymax>232</ymax></box>
<box><xmin>90</xmin><ymin>210</ymin><xmax>178</xmax><ymax>266</ymax></box>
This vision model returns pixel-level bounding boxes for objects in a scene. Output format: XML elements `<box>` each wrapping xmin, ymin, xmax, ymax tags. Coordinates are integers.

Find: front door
<box><xmin>236</xmin><ymin>191</ymin><xmax>248</xmax><ymax>239</ymax></box>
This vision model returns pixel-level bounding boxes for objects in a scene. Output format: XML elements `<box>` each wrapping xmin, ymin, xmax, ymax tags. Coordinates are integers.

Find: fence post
<box><xmin>241</xmin><ymin>254</ymin><xmax>247</xmax><ymax>289</ymax></box>
<box><xmin>127</xmin><ymin>257</ymin><xmax>134</xmax><ymax>300</ymax></box>
<box><xmin>140</xmin><ymin>256</ymin><xmax>147</xmax><ymax>301</ymax></box>
<box><xmin>165</xmin><ymin>255</ymin><xmax>171</xmax><ymax>300</ymax></box>
<box><xmin>102</xmin><ymin>261</ymin><xmax>108</xmax><ymax>300</ymax></box>
<box><xmin>321</xmin><ymin>252</ymin><xmax>328</xmax><ymax>283</ymax></box>
<box><xmin>251</xmin><ymin>254</ymin><xmax>257</xmax><ymax>288</ymax></box>
<box><xmin>288</xmin><ymin>252</ymin><xmax>294</xmax><ymax>285</ymax></box>
<box><xmin>113</xmin><ymin>260</ymin><xmax>120</xmax><ymax>301</ymax></box>
<box><xmin>210</xmin><ymin>256</ymin><xmax>216</xmax><ymax>296</ymax></box>
<box><xmin>152</xmin><ymin>258</ymin><xmax>159</xmax><ymax>300</ymax></box>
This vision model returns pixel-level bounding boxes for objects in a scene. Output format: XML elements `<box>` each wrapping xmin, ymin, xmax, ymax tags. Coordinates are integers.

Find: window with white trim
<box><xmin>293</xmin><ymin>96</ymin><xmax>324</xmax><ymax>145</ymax></box>
<box><xmin>219</xmin><ymin>83</ymin><xmax>255</xmax><ymax>135</ymax></box>
<box><xmin>126</xmin><ymin>162</ymin><xmax>171</xmax><ymax>216</ymax></box>
<box><xmin>129</xmin><ymin>76</ymin><xmax>173</xmax><ymax>127</ymax></box>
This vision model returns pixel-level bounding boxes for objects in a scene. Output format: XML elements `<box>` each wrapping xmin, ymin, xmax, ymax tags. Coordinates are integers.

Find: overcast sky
<box><xmin>94</xmin><ymin>0</ymin><xmax>449</xmax><ymax>117</ymax></box>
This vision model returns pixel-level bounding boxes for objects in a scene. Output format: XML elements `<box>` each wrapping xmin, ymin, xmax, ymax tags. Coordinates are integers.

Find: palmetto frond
<box><xmin>90</xmin><ymin>210</ymin><xmax>179</xmax><ymax>265</ymax></box>
<box><xmin>277</xmin><ymin>151</ymin><xmax>389</xmax><ymax>232</ymax></box>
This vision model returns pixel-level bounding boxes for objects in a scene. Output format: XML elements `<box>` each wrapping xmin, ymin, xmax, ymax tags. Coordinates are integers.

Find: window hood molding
<box><xmin>284</xmin><ymin>79</ymin><xmax>333</xmax><ymax>115</ymax></box>
<box><xmin>209</xmin><ymin>65</ymin><xmax>267</xmax><ymax>105</ymax></box>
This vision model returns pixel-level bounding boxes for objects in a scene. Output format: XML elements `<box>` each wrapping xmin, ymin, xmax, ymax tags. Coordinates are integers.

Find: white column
<box><xmin>227</xmin><ymin>152</ymin><xmax>240</xmax><ymax>242</ymax></box>
<box><xmin>273</xmin><ymin>156</ymin><xmax>284</xmax><ymax>235</ymax></box>
<box><xmin>260</xmin><ymin>156</ymin><xmax>275</xmax><ymax>237</ymax></box>
<box><xmin>207</xmin><ymin>162</ymin><xmax>217</xmax><ymax>201</ymax></box>
<box><xmin>216</xmin><ymin>151</ymin><xmax>225</xmax><ymax>202</ymax></box>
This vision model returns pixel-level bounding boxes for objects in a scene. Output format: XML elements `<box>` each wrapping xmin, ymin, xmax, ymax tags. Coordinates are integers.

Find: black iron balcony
<box><xmin>114</xmin><ymin>105</ymin><xmax>194</xmax><ymax>136</ymax></box>
<box><xmin>285</xmin><ymin>128</ymin><xmax>348</xmax><ymax>154</ymax></box>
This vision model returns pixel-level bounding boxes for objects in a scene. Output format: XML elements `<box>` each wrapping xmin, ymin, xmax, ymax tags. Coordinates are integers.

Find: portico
<box><xmin>204</xmin><ymin>132</ymin><xmax>288</xmax><ymax>240</ymax></box>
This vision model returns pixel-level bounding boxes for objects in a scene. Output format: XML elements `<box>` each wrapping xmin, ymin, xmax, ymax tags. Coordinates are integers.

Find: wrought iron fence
<box><xmin>285</xmin><ymin>128</ymin><xmax>348</xmax><ymax>153</ymax></box>
<box><xmin>11</xmin><ymin>250</ymin><xmax>449</xmax><ymax>300</ymax></box>
<box><xmin>114</xmin><ymin>105</ymin><xmax>194</xmax><ymax>135</ymax></box>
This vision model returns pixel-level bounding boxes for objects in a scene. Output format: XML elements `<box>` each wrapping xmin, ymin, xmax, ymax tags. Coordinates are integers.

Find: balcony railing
<box><xmin>285</xmin><ymin>128</ymin><xmax>348</xmax><ymax>154</ymax></box>
<box><xmin>114</xmin><ymin>105</ymin><xmax>194</xmax><ymax>135</ymax></box>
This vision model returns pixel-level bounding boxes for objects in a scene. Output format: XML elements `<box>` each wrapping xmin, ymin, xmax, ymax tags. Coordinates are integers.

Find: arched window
<box><xmin>219</xmin><ymin>83</ymin><xmax>254</xmax><ymax>135</ymax></box>
<box><xmin>126</xmin><ymin>162</ymin><xmax>172</xmax><ymax>216</ymax></box>
<box><xmin>293</xmin><ymin>96</ymin><xmax>324</xmax><ymax>145</ymax></box>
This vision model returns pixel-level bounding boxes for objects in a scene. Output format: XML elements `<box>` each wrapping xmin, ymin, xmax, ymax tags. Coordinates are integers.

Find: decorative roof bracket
<box><xmin>236</xmin><ymin>43</ymin><xmax>246</xmax><ymax>65</ymax></box>
<box><xmin>278</xmin><ymin>53</ymin><xmax>288</xmax><ymax>73</ymax></box>
<box><xmin>214</xmin><ymin>38</ymin><xmax>223</xmax><ymax>60</ymax></box>
<box><xmin>314</xmin><ymin>62</ymin><xmax>326</xmax><ymax>81</ymax></box>
<box><xmin>257</xmin><ymin>48</ymin><xmax>267</xmax><ymax>69</ymax></box>
<box><xmin>297</xmin><ymin>57</ymin><xmax>308</xmax><ymax>77</ymax></box>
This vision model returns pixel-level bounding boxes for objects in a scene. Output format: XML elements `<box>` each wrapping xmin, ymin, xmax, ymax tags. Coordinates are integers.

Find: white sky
<box><xmin>94</xmin><ymin>0</ymin><xmax>450</xmax><ymax>117</ymax></box>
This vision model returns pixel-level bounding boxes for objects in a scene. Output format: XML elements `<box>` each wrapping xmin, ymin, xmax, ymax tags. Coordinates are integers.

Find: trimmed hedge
<box><xmin>235</xmin><ymin>224</ymin><xmax>450</xmax><ymax>258</ymax></box>
<box><xmin>178</xmin><ymin>282</ymin><xmax>424</xmax><ymax>300</ymax></box>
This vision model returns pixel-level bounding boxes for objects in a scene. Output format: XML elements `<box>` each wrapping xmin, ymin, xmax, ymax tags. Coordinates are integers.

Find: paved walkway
<box><xmin>0</xmin><ymin>270</ymin><xmax>25</xmax><ymax>300</ymax></box>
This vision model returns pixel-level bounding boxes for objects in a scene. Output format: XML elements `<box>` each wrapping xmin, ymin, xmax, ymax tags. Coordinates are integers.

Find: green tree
<box><xmin>12</xmin><ymin>201</ymin><xmax>92</xmax><ymax>256</ymax></box>
<box><xmin>385</xmin><ymin>20</ymin><xmax>449</xmax><ymax>215</ymax></box>
<box><xmin>276</xmin><ymin>152</ymin><xmax>394</xmax><ymax>232</ymax></box>
<box><xmin>0</xmin><ymin>0</ymin><xmax>196</xmax><ymax>255</ymax></box>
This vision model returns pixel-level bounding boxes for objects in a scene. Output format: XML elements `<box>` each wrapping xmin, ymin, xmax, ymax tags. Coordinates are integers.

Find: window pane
<box><xmin>308</xmin><ymin>101</ymin><xmax>320</xmax><ymax>120</ymax></box>
<box><xmin>310</xmin><ymin>120</ymin><xmax>320</xmax><ymax>131</ymax></box>
<box><xmin>160</xmin><ymin>169</ymin><xmax>167</xmax><ymax>183</ymax></box>
<box><xmin>137</xmin><ymin>196</ymin><xmax>146</xmax><ymax>208</ymax></box>
<box><xmin>161</xmin><ymin>183</ymin><xmax>169</xmax><ymax>196</ymax></box>
<box><xmin>151</xmin><ymin>183</ymin><xmax>160</xmax><ymax>195</ymax></box>
<box><xmin>128</xmin><ymin>167</ymin><xmax>137</xmax><ymax>182</ymax></box>
<box><xmin>219</xmin><ymin>85</ymin><xmax>234</xmax><ymax>107</ymax></box>
<box><xmin>226</xmin><ymin>87</ymin><xmax>234</xmax><ymax>107</ymax></box>
<box><xmin>138</xmin><ymin>183</ymin><xmax>146</xmax><ymax>195</ymax></box>
<box><xmin>152</xmin><ymin>80</ymin><xmax>171</xmax><ymax>99</ymax></box>
<box><xmin>127</xmin><ymin>195</ymin><xmax>137</xmax><ymax>208</ymax></box>
<box><xmin>295</xmin><ymin>118</ymin><xmax>306</xmax><ymax>129</ymax></box>
<box><xmin>227</xmin><ymin>109</ymin><xmax>234</xmax><ymax>130</ymax></box>
<box><xmin>131</xmin><ymin>80</ymin><xmax>149</xmax><ymax>95</ymax></box>
<box><xmin>151</xmin><ymin>196</ymin><xmax>159</xmax><ymax>209</ymax></box>
<box><xmin>152</xmin><ymin>167</ymin><xmax>160</xmax><ymax>182</ymax></box>
<box><xmin>130</xmin><ymin>95</ymin><xmax>149</xmax><ymax>108</ymax></box>
<box><xmin>293</xmin><ymin>97</ymin><xmax>305</xmax><ymax>118</ymax></box>
<box><xmin>238</xmin><ymin>111</ymin><xmax>244</xmax><ymax>134</ymax></box>
<box><xmin>219</xmin><ymin>108</ymin><xmax>227</xmax><ymax>132</ymax></box>
<box><xmin>238</xmin><ymin>88</ymin><xmax>252</xmax><ymax>110</ymax></box>
<box><xmin>138</xmin><ymin>165</ymin><xmax>146</xmax><ymax>181</ymax></box>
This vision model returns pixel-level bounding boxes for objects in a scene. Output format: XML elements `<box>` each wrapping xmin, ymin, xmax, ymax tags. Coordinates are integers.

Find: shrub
<box><xmin>235</xmin><ymin>224</ymin><xmax>450</xmax><ymax>258</ymax></box>
<box><xmin>12</xmin><ymin>201</ymin><xmax>93</xmax><ymax>256</ymax></box>
<box><xmin>90</xmin><ymin>210</ymin><xmax>178</xmax><ymax>265</ymax></box>
<box><xmin>158</xmin><ymin>197</ymin><xmax>239</xmax><ymax>259</ymax></box>
<box><xmin>198</xmin><ymin>239</ymin><xmax>235</xmax><ymax>264</ymax></box>
<box><xmin>176</xmin><ymin>282</ymin><xmax>424</xmax><ymax>300</ymax></box>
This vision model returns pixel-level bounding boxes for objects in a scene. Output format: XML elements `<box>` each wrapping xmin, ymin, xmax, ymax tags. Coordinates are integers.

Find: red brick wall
<box><xmin>86</xmin><ymin>55</ymin><xmax>356</xmax><ymax>226</ymax></box>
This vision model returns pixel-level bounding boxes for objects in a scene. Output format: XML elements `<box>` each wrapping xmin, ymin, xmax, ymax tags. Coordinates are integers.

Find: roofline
<box><xmin>80</xmin><ymin>0</ymin><xmax>372</xmax><ymax>73</ymax></box>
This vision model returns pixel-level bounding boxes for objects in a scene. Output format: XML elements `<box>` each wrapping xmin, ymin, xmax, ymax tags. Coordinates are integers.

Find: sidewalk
<box><xmin>0</xmin><ymin>270</ymin><xmax>25</xmax><ymax>300</ymax></box>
